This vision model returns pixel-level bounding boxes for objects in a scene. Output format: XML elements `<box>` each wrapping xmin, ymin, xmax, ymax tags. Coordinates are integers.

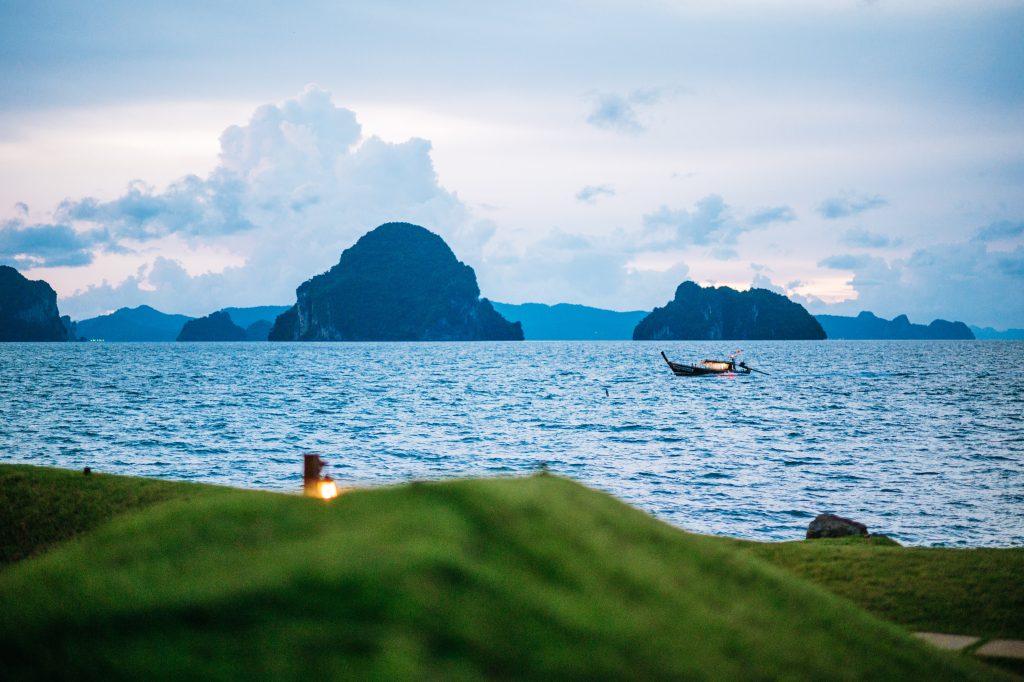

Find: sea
<box><xmin>2</xmin><ymin>340</ymin><xmax>1022</xmax><ymax>547</ymax></box>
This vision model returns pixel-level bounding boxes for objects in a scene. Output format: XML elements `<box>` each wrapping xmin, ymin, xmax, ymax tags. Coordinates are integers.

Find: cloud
<box><xmin>974</xmin><ymin>219</ymin><xmax>1024</xmax><ymax>242</ymax></box>
<box><xmin>585</xmin><ymin>89</ymin><xmax>662</xmax><ymax>134</ymax></box>
<box><xmin>817</xmin><ymin>192</ymin><xmax>887</xmax><ymax>219</ymax></box>
<box><xmin>0</xmin><ymin>219</ymin><xmax>107</xmax><ymax>268</ymax></box>
<box><xmin>748</xmin><ymin>205</ymin><xmax>796</xmax><ymax>225</ymax></box>
<box><xmin>638</xmin><ymin>195</ymin><xmax>789</xmax><ymax>260</ymax></box>
<box><xmin>817</xmin><ymin>253</ymin><xmax>875</xmax><ymax>270</ymax></box>
<box><xmin>750</xmin><ymin>272</ymin><xmax>787</xmax><ymax>294</ymax></box>
<box><xmin>14</xmin><ymin>86</ymin><xmax>475</xmax><ymax>318</ymax></box>
<box><xmin>479</xmin><ymin>225</ymin><xmax>691</xmax><ymax>311</ymax></box>
<box><xmin>642</xmin><ymin>195</ymin><xmax>728</xmax><ymax>246</ymax></box>
<box><xmin>575</xmin><ymin>184</ymin><xmax>616</xmax><ymax>203</ymax></box>
<box><xmin>809</xmin><ymin>242</ymin><xmax>1024</xmax><ymax>328</ymax></box>
<box><xmin>840</xmin><ymin>227</ymin><xmax>899</xmax><ymax>248</ymax></box>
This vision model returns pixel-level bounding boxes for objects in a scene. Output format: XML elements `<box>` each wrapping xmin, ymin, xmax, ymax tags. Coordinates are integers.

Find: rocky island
<box><xmin>816</xmin><ymin>311</ymin><xmax>974</xmax><ymax>340</ymax></box>
<box><xmin>176</xmin><ymin>311</ymin><xmax>247</xmax><ymax>341</ymax></box>
<box><xmin>633</xmin><ymin>281</ymin><xmax>826</xmax><ymax>340</ymax></box>
<box><xmin>0</xmin><ymin>265</ymin><xmax>71</xmax><ymax>341</ymax></box>
<box><xmin>269</xmin><ymin>222</ymin><xmax>523</xmax><ymax>341</ymax></box>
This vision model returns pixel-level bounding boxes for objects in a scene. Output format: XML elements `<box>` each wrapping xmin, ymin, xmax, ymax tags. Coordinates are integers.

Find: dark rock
<box><xmin>0</xmin><ymin>265</ymin><xmax>70</xmax><ymax>341</ymax></box>
<box><xmin>632</xmin><ymin>281</ymin><xmax>825</xmax><ymax>340</ymax></box>
<box><xmin>221</xmin><ymin>306</ymin><xmax>291</xmax><ymax>329</ymax></box>
<box><xmin>806</xmin><ymin>513</ymin><xmax>869</xmax><ymax>539</ymax></box>
<box><xmin>60</xmin><ymin>315</ymin><xmax>82</xmax><ymax>341</ymax></box>
<box><xmin>245</xmin><ymin>319</ymin><xmax>273</xmax><ymax>341</ymax></box>
<box><xmin>176</xmin><ymin>311</ymin><xmax>247</xmax><ymax>341</ymax></box>
<box><xmin>269</xmin><ymin>222</ymin><xmax>523</xmax><ymax>341</ymax></box>
<box><xmin>816</xmin><ymin>311</ymin><xmax>974</xmax><ymax>340</ymax></box>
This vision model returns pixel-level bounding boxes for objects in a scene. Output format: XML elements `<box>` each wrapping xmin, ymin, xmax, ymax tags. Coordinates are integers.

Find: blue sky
<box><xmin>1</xmin><ymin>0</ymin><xmax>1022</xmax><ymax>327</ymax></box>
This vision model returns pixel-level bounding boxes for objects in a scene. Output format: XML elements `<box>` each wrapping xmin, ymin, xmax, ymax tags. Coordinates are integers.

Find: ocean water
<box><xmin>1</xmin><ymin>340</ymin><xmax>1022</xmax><ymax>547</ymax></box>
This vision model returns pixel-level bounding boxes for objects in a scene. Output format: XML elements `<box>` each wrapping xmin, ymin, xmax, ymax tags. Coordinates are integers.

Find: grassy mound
<box><xmin>0</xmin><ymin>466</ymin><xmax>1003</xmax><ymax>680</ymax></box>
<box><xmin>0</xmin><ymin>464</ymin><xmax>228</xmax><ymax>565</ymax></box>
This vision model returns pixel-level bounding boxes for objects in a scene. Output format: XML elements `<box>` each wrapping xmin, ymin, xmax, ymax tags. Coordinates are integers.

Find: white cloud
<box><xmin>28</xmin><ymin>86</ymin><xmax>475</xmax><ymax>318</ymax></box>
<box><xmin>585</xmin><ymin>89</ymin><xmax>662</xmax><ymax>134</ymax></box>
<box><xmin>575</xmin><ymin>184</ymin><xmax>616</xmax><ymax>203</ymax></box>
<box><xmin>817</xmin><ymin>191</ymin><xmax>887</xmax><ymax>219</ymax></box>
<box><xmin>479</xmin><ymin>227</ymin><xmax>690</xmax><ymax>311</ymax></box>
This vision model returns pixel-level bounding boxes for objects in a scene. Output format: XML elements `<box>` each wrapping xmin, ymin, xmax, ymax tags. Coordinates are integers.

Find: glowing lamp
<box><xmin>318</xmin><ymin>477</ymin><xmax>339</xmax><ymax>500</ymax></box>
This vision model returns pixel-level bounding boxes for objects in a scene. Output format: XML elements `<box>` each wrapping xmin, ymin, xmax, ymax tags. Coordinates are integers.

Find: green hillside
<box><xmin>0</xmin><ymin>465</ymin><xmax>1011</xmax><ymax>680</ymax></box>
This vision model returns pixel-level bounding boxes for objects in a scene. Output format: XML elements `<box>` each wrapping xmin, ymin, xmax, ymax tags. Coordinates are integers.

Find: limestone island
<box><xmin>269</xmin><ymin>222</ymin><xmax>523</xmax><ymax>341</ymax></box>
<box><xmin>0</xmin><ymin>265</ymin><xmax>75</xmax><ymax>341</ymax></box>
<box><xmin>633</xmin><ymin>281</ymin><xmax>826</xmax><ymax>340</ymax></box>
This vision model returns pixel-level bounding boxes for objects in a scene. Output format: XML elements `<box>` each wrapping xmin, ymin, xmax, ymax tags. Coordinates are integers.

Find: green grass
<box><xmin>0</xmin><ymin>465</ymin><xmax>1014</xmax><ymax>680</ymax></box>
<box><xmin>0</xmin><ymin>464</ymin><xmax>229</xmax><ymax>565</ymax></box>
<box><xmin>735</xmin><ymin>537</ymin><xmax>1024</xmax><ymax>640</ymax></box>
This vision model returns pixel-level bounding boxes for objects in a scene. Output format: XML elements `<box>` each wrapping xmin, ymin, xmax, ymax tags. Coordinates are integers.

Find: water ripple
<box><xmin>0</xmin><ymin>340</ymin><xmax>1022</xmax><ymax>547</ymax></box>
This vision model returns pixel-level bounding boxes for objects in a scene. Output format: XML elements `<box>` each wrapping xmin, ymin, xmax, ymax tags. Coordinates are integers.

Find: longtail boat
<box><xmin>660</xmin><ymin>351</ymin><xmax>767</xmax><ymax>377</ymax></box>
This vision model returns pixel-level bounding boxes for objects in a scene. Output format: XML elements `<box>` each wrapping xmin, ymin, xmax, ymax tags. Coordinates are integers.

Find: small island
<box><xmin>269</xmin><ymin>222</ymin><xmax>523</xmax><ymax>341</ymax></box>
<box><xmin>633</xmin><ymin>281</ymin><xmax>826</xmax><ymax>340</ymax></box>
<box><xmin>176</xmin><ymin>311</ymin><xmax>247</xmax><ymax>341</ymax></box>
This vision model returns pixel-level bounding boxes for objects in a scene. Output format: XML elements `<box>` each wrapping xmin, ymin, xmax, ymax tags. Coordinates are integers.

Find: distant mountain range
<box><xmin>76</xmin><ymin>305</ymin><xmax>289</xmax><ymax>341</ymax></box>
<box><xmin>816</xmin><ymin>311</ymin><xmax>974</xmax><ymax>340</ymax></box>
<box><xmin>969</xmin><ymin>325</ymin><xmax>1024</xmax><ymax>340</ymax></box>
<box><xmin>76</xmin><ymin>305</ymin><xmax>193</xmax><ymax>342</ymax></box>
<box><xmin>69</xmin><ymin>304</ymin><xmax>1002</xmax><ymax>342</ymax></box>
<box><xmin>220</xmin><ymin>306</ymin><xmax>290</xmax><ymax>329</ymax></box>
<box><xmin>491</xmin><ymin>302</ymin><xmax>646</xmax><ymax>340</ymax></box>
<box><xmin>5</xmin><ymin>263</ymin><xmax>1023</xmax><ymax>343</ymax></box>
<box><xmin>177</xmin><ymin>311</ymin><xmax>247</xmax><ymax>341</ymax></box>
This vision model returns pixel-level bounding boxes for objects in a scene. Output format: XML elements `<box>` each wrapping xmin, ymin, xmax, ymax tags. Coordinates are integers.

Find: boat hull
<box><xmin>660</xmin><ymin>351</ymin><xmax>752</xmax><ymax>377</ymax></box>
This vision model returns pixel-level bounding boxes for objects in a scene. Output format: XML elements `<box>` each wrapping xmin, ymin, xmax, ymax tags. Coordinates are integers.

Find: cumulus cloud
<box><xmin>479</xmin><ymin>226</ymin><xmax>690</xmax><ymax>311</ymax></box>
<box><xmin>13</xmin><ymin>86</ymin><xmax>475</xmax><ymax>318</ymax></box>
<box><xmin>747</xmin><ymin>205</ymin><xmax>796</xmax><ymax>225</ymax></box>
<box><xmin>0</xmin><ymin>219</ymin><xmax>108</xmax><ymax>268</ymax></box>
<box><xmin>974</xmin><ymin>219</ymin><xmax>1024</xmax><ymax>242</ymax></box>
<box><xmin>817</xmin><ymin>192</ymin><xmax>887</xmax><ymax>219</ymax></box>
<box><xmin>750</xmin><ymin>272</ymin><xmax>787</xmax><ymax>294</ymax></box>
<box><xmin>640</xmin><ymin>194</ymin><xmax>781</xmax><ymax>257</ymax></box>
<box><xmin>575</xmin><ymin>184</ymin><xmax>616</xmax><ymax>203</ymax></box>
<box><xmin>585</xmin><ymin>89</ymin><xmax>661</xmax><ymax>134</ymax></box>
<box><xmin>642</xmin><ymin>195</ymin><xmax>730</xmax><ymax>247</ymax></box>
<box><xmin>811</xmin><ymin>242</ymin><xmax>1024</xmax><ymax>327</ymax></box>
<box><xmin>840</xmin><ymin>227</ymin><xmax>899</xmax><ymax>248</ymax></box>
<box><xmin>60</xmin><ymin>258</ymin><xmax>248</xmax><ymax>315</ymax></box>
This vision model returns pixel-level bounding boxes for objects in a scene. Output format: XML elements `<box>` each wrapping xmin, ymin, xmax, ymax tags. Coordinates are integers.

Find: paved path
<box><xmin>914</xmin><ymin>632</ymin><xmax>1024</xmax><ymax>660</ymax></box>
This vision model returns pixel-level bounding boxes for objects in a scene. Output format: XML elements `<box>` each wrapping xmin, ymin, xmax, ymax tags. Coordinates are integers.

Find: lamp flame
<box><xmin>318</xmin><ymin>477</ymin><xmax>339</xmax><ymax>500</ymax></box>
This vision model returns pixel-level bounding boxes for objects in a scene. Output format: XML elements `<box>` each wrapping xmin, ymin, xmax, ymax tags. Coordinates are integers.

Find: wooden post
<box><xmin>303</xmin><ymin>454</ymin><xmax>323</xmax><ymax>497</ymax></box>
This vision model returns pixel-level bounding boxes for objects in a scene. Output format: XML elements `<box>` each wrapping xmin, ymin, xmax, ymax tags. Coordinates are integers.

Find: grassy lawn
<box><xmin>735</xmin><ymin>536</ymin><xmax>1024</xmax><ymax>640</ymax></box>
<box><xmin>0</xmin><ymin>464</ymin><xmax>1015</xmax><ymax>680</ymax></box>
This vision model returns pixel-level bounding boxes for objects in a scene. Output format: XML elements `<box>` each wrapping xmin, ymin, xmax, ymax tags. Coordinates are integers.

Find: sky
<box><xmin>1</xmin><ymin>0</ymin><xmax>1022</xmax><ymax>328</ymax></box>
